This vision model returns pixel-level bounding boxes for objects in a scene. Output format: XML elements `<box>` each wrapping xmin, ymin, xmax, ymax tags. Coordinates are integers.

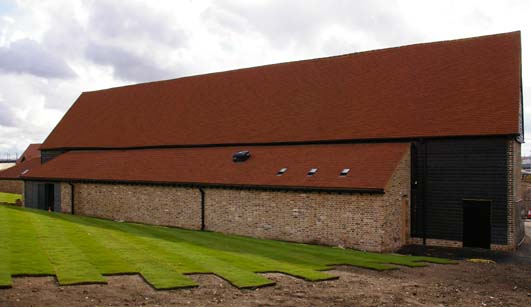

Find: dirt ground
<box><xmin>0</xmin><ymin>262</ymin><xmax>530</xmax><ymax>307</ymax></box>
<box><xmin>2</xmin><ymin>222</ymin><xmax>531</xmax><ymax>307</ymax></box>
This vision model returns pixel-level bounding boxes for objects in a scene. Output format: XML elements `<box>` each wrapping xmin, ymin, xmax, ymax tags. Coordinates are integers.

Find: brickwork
<box><xmin>409</xmin><ymin>237</ymin><xmax>463</xmax><ymax>248</ymax></box>
<box><xmin>491</xmin><ymin>244</ymin><xmax>516</xmax><ymax>251</ymax></box>
<box><xmin>0</xmin><ymin>179</ymin><xmax>23</xmax><ymax>194</ymax></box>
<box><xmin>508</xmin><ymin>139</ymin><xmax>515</xmax><ymax>246</ymax></box>
<box><xmin>205</xmin><ymin>149</ymin><xmax>410</xmax><ymax>252</ymax></box>
<box><xmin>73</xmin><ymin>183</ymin><xmax>202</xmax><ymax>230</ymax></box>
<box><xmin>60</xmin><ymin>183</ymin><xmax>72</xmax><ymax>213</ymax></box>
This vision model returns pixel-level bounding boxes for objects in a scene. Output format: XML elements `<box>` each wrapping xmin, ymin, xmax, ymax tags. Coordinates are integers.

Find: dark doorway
<box><xmin>44</xmin><ymin>184</ymin><xmax>55</xmax><ymax>212</ymax></box>
<box><xmin>463</xmin><ymin>200</ymin><xmax>491</xmax><ymax>248</ymax></box>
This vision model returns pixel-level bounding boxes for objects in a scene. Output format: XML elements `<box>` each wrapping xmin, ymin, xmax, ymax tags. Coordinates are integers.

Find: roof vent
<box><xmin>340</xmin><ymin>168</ymin><xmax>350</xmax><ymax>176</ymax></box>
<box><xmin>277</xmin><ymin>168</ymin><xmax>288</xmax><ymax>176</ymax></box>
<box><xmin>307</xmin><ymin>168</ymin><xmax>318</xmax><ymax>176</ymax></box>
<box><xmin>233</xmin><ymin>150</ymin><xmax>251</xmax><ymax>163</ymax></box>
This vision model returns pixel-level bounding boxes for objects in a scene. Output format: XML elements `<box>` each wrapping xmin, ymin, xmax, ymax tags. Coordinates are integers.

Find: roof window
<box><xmin>340</xmin><ymin>168</ymin><xmax>350</xmax><ymax>176</ymax></box>
<box><xmin>233</xmin><ymin>150</ymin><xmax>251</xmax><ymax>162</ymax></box>
<box><xmin>307</xmin><ymin>168</ymin><xmax>318</xmax><ymax>176</ymax></box>
<box><xmin>277</xmin><ymin>167</ymin><xmax>288</xmax><ymax>176</ymax></box>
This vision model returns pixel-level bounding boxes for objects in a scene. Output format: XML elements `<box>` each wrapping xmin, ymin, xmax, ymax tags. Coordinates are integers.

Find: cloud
<box><xmin>0</xmin><ymin>39</ymin><xmax>76</xmax><ymax>79</ymax></box>
<box><xmin>85</xmin><ymin>42</ymin><xmax>179</xmax><ymax>82</ymax></box>
<box><xmin>0</xmin><ymin>100</ymin><xmax>16</xmax><ymax>127</ymax></box>
<box><xmin>203</xmin><ymin>0</ymin><xmax>422</xmax><ymax>50</ymax></box>
<box><xmin>87</xmin><ymin>0</ymin><xmax>187</xmax><ymax>47</ymax></box>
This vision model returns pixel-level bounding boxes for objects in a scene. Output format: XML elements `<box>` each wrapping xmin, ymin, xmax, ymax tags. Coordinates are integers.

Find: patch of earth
<box><xmin>1</xmin><ymin>262</ymin><xmax>530</xmax><ymax>307</ymax></box>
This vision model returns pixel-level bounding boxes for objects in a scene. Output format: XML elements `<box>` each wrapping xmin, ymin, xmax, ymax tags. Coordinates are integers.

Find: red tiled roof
<box><xmin>41</xmin><ymin>32</ymin><xmax>521</xmax><ymax>150</ymax></box>
<box><xmin>0</xmin><ymin>158</ymin><xmax>41</xmax><ymax>180</ymax></box>
<box><xmin>16</xmin><ymin>143</ymin><xmax>41</xmax><ymax>163</ymax></box>
<box><xmin>23</xmin><ymin>143</ymin><xmax>409</xmax><ymax>191</ymax></box>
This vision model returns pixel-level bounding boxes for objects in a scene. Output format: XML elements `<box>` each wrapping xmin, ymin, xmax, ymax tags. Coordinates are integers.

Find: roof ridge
<box><xmin>42</xmin><ymin>30</ymin><xmax>522</xmax><ymax>150</ymax></box>
<box><xmin>82</xmin><ymin>31</ymin><xmax>520</xmax><ymax>94</ymax></box>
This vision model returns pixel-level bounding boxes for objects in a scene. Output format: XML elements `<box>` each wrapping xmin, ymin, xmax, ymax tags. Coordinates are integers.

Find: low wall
<box><xmin>0</xmin><ymin>179</ymin><xmax>23</xmax><ymax>194</ymax></box>
<box><xmin>205</xmin><ymin>189</ymin><xmax>387</xmax><ymax>251</ymax></box>
<box><xmin>71</xmin><ymin>183</ymin><xmax>202</xmax><ymax>230</ymax></box>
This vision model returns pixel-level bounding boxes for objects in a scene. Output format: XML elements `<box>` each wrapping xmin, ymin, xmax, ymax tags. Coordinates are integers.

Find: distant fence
<box><xmin>0</xmin><ymin>153</ymin><xmax>19</xmax><ymax>163</ymax></box>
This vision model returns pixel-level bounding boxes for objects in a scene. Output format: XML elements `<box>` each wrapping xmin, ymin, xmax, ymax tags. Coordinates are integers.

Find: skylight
<box><xmin>340</xmin><ymin>168</ymin><xmax>350</xmax><ymax>176</ymax></box>
<box><xmin>277</xmin><ymin>168</ymin><xmax>288</xmax><ymax>176</ymax></box>
<box><xmin>307</xmin><ymin>168</ymin><xmax>318</xmax><ymax>176</ymax></box>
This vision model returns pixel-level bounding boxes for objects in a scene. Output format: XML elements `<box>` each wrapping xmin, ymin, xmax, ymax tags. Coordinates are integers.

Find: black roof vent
<box><xmin>340</xmin><ymin>168</ymin><xmax>350</xmax><ymax>177</ymax></box>
<box><xmin>307</xmin><ymin>168</ymin><xmax>318</xmax><ymax>176</ymax></box>
<box><xmin>233</xmin><ymin>150</ymin><xmax>251</xmax><ymax>162</ymax></box>
<box><xmin>277</xmin><ymin>167</ymin><xmax>288</xmax><ymax>176</ymax></box>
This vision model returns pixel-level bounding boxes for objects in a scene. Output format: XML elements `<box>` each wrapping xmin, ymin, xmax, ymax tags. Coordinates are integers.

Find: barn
<box><xmin>20</xmin><ymin>31</ymin><xmax>524</xmax><ymax>252</ymax></box>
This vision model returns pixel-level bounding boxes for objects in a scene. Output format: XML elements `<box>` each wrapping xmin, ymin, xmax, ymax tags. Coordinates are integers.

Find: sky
<box><xmin>0</xmin><ymin>0</ymin><xmax>530</xmax><ymax>156</ymax></box>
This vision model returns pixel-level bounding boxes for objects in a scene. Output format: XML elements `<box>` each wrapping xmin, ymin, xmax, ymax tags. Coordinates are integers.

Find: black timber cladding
<box><xmin>411</xmin><ymin>137</ymin><xmax>509</xmax><ymax>244</ymax></box>
<box><xmin>24</xmin><ymin>181</ymin><xmax>61</xmax><ymax>212</ymax></box>
<box><xmin>41</xmin><ymin>150</ymin><xmax>66</xmax><ymax>164</ymax></box>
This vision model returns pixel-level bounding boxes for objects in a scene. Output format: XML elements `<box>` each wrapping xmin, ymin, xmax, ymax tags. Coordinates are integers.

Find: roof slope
<box><xmin>24</xmin><ymin>143</ymin><xmax>409</xmax><ymax>191</ymax></box>
<box><xmin>0</xmin><ymin>158</ymin><xmax>41</xmax><ymax>180</ymax></box>
<box><xmin>41</xmin><ymin>32</ymin><xmax>521</xmax><ymax>150</ymax></box>
<box><xmin>16</xmin><ymin>143</ymin><xmax>41</xmax><ymax>163</ymax></box>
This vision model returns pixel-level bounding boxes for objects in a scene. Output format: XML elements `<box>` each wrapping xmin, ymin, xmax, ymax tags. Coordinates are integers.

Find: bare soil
<box><xmin>1</xmin><ymin>260</ymin><xmax>530</xmax><ymax>307</ymax></box>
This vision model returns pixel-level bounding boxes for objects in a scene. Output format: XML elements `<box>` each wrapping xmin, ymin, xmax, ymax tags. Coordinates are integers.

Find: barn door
<box><xmin>44</xmin><ymin>184</ymin><xmax>55</xmax><ymax>212</ymax></box>
<box><xmin>463</xmin><ymin>200</ymin><xmax>491</xmax><ymax>249</ymax></box>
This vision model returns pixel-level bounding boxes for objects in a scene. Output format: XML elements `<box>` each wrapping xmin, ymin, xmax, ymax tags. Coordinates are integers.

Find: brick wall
<box><xmin>0</xmin><ymin>179</ymin><xmax>23</xmax><ymax>194</ymax></box>
<box><xmin>205</xmin><ymin>149</ymin><xmax>410</xmax><ymax>252</ymax></box>
<box><xmin>60</xmin><ymin>183</ymin><xmax>72</xmax><ymax>213</ymax></box>
<box><xmin>71</xmin><ymin>183</ymin><xmax>202</xmax><ymax>230</ymax></box>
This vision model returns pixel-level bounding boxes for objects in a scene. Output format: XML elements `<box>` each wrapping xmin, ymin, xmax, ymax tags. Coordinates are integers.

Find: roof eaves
<box><xmin>20</xmin><ymin>176</ymin><xmax>386</xmax><ymax>194</ymax></box>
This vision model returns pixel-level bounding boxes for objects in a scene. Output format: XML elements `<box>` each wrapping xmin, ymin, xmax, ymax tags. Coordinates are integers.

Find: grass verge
<box><xmin>0</xmin><ymin>192</ymin><xmax>22</xmax><ymax>204</ymax></box>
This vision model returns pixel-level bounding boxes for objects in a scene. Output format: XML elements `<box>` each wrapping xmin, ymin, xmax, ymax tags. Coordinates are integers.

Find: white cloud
<box><xmin>0</xmin><ymin>0</ymin><xmax>530</xmax><ymax>154</ymax></box>
<box><xmin>0</xmin><ymin>38</ymin><xmax>76</xmax><ymax>78</ymax></box>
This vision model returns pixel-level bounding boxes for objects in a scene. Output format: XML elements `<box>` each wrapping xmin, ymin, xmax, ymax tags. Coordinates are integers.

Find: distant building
<box><xmin>0</xmin><ymin>163</ymin><xmax>15</xmax><ymax>171</ymax></box>
<box><xmin>13</xmin><ymin>32</ymin><xmax>525</xmax><ymax>251</ymax></box>
<box><xmin>0</xmin><ymin>144</ymin><xmax>41</xmax><ymax>194</ymax></box>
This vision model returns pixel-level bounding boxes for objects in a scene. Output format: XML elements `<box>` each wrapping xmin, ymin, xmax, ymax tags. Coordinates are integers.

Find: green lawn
<box><xmin>0</xmin><ymin>192</ymin><xmax>22</xmax><ymax>204</ymax></box>
<box><xmin>0</xmin><ymin>205</ymin><xmax>455</xmax><ymax>290</ymax></box>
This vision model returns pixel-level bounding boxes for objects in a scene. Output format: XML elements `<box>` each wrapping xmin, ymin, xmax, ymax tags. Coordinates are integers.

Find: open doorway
<box><xmin>463</xmin><ymin>199</ymin><xmax>491</xmax><ymax>249</ymax></box>
<box><xmin>44</xmin><ymin>184</ymin><xmax>55</xmax><ymax>212</ymax></box>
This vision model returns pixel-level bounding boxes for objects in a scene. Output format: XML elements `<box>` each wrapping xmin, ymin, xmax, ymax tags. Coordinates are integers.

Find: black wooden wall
<box><xmin>41</xmin><ymin>150</ymin><xmax>66</xmax><ymax>164</ymax></box>
<box><xmin>411</xmin><ymin>137</ymin><xmax>509</xmax><ymax>245</ymax></box>
<box><xmin>24</xmin><ymin>181</ymin><xmax>61</xmax><ymax>212</ymax></box>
